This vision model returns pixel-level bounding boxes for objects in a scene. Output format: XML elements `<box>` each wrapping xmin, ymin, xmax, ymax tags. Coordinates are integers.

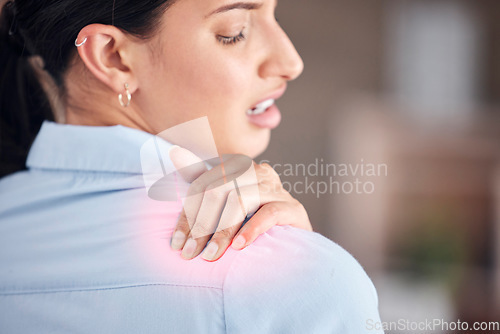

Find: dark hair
<box><xmin>0</xmin><ymin>0</ymin><xmax>174</xmax><ymax>178</ymax></box>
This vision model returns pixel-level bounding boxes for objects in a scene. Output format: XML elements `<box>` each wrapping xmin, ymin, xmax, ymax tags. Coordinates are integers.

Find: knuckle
<box><xmin>217</xmin><ymin>228</ymin><xmax>233</xmax><ymax>239</ymax></box>
<box><xmin>292</xmin><ymin>200</ymin><xmax>309</xmax><ymax>219</ymax></box>
<box><xmin>177</xmin><ymin>221</ymin><xmax>190</xmax><ymax>233</ymax></box>
<box><xmin>176</xmin><ymin>227</ymin><xmax>191</xmax><ymax>237</ymax></box>
<box><xmin>176</xmin><ymin>213</ymin><xmax>190</xmax><ymax>229</ymax></box>
<box><xmin>191</xmin><ymin>224</ymin><xmax>213</xmax><ymax>238</ymax></box>
<box><xmin>265</xmin><ymin>203</ymin><xmax>280</xmax><ymax>217</ymax></box>
<box><xmin>252</xmin><ymin>219</ymin><xmax>268</xmax><ymax>235</ymax></box>
<box><xmin>291</xmin><ymin>198</ymin><xmax>303</xmax><ymax>210</ymax></box>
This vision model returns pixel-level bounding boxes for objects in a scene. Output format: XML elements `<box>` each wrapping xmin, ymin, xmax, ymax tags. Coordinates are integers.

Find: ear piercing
<box><xmin>74</xmin><ymin>37</ymin><xmax>131</xmax><ymax>108</ymax></box>
<box><xmin>75</xmin><ymin>37</ymin><xmax>87</xmax><ymax>47</ymax></box>
<box><xmin>118</xmin><ymin>83</ymin><xmax>131</xmax><ymax>108</ymax></box>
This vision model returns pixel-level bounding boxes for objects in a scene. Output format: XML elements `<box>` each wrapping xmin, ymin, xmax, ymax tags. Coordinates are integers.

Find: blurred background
<box><xmin>266</xmin><ymin>0</ymin><xmax>500</xmax><ymax>332</ymax></box>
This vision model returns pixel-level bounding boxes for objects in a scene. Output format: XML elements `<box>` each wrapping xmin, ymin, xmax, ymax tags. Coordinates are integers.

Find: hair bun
<box><xmin>1</xmin><ymin>1</ymin><xmax>33</xmax><ymax>57</ymax></box>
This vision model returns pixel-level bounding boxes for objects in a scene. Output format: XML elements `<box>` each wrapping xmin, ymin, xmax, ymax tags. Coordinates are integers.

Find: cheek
<box><xmin>142</xmin><ymin>26</ymin><xmax>266</xmax><ymax>156</ymax></box>
<box><xmin>182</xmin><ymin>58</ymin><xmax>249</xmax><ymax>111</ymax></box>
<box><xmin>162</xmin><ymin>35</ymin><xmax>252</xmax><ymax>115</ymax></box>
<box><xmin>167</xmin><ymin>53</ymin><xmax>261</xmax><ymax>154</ymax></box>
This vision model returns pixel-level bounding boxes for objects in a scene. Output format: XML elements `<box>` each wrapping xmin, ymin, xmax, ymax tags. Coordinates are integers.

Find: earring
<box><xmin>118</xmin><ymin>83</ymin><xmax>131</xmax><ymax>108</ymax></box>
<box><xmin>75</xmin><ymin>37</ymin><xmax>87</xmax><ymax>47</ymax></box>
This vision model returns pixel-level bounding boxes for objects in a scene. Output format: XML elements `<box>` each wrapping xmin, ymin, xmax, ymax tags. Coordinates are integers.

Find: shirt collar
<box><xmin>26</xmin><ymin>120</ymin><xmax>175</xmax><ymax>175</ymax></box>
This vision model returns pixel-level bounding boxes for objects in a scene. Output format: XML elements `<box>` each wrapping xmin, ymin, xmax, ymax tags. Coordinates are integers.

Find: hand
<box><xmin>169</xmin><ymin>146</ymin><xmax>312</xmax><ymax>261</ymax></box>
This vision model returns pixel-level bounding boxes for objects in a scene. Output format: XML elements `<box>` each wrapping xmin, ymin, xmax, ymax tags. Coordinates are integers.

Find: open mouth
<box><xmin>246</xmin><ymin>98</ymin><xmax>275</xmax><ymax>116</ymax></box>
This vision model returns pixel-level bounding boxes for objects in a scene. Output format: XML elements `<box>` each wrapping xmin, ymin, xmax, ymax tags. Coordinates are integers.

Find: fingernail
<box><xmin>232</xmin><ymin>235</ymin><xmax>246</xmax><ymax>250</ymax></box>
<box><xmin>181</xmin><ymin>238</ymin><xmax>197</xmax><ymax>259</ymax></box>
<box><xmin>201</xmin><ymin>241</ymin><xmax>219</xmax><ymax>261</ymax></box>
<box><xmin>171</xmin><ymin>231</ymin><xmax>186</xmax><ymax>250</ymax></box>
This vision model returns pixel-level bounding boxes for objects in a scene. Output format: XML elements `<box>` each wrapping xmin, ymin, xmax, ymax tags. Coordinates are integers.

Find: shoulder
<box><xmin>0</xmin><ymin>170</ymin><xmax>31</xmax><ymax>192</ymax></box>
<box><xmin>0</xmin><ymin>170</ymin><xmax>39</xmax><ymax>213</ymax></box>
<box><xmin>225</xmin><ymin>225</ymin><xmax>376</xmax><ymax>295</ymax></box>
<box><xmin>223</xmin><ymin>225</ymin><xmax>382</xmax><ymax>333</ymax></box>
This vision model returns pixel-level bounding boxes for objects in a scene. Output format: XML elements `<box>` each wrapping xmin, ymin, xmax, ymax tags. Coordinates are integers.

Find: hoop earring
<box><xmin>75</xmin><ymin>37</ymin><xmax>87</xmax><ymax>47</ymax></box>
<box><xmin>118</xmin><ymin>83</ymin><xmax>131</xmax><ymax>108</ymax></box>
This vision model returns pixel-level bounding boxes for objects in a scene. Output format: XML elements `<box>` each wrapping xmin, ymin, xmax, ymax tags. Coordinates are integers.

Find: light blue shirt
<box><xmin>0</xmin><ymin>120</ymin><xmax>383</xmax><ymax>333</ymax></box>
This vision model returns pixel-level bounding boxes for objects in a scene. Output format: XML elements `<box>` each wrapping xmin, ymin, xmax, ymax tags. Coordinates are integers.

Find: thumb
<box><xmin>169</xmin><ymin>146</ymin><xmax>209</xmax><ymax>183</ymax></box>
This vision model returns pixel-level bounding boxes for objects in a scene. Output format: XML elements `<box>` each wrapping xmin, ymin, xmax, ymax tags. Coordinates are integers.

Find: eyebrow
<box><xmin>205</xmin><ymin>2</ymin><xmax>264</xmax><ymax>18</ymax></box>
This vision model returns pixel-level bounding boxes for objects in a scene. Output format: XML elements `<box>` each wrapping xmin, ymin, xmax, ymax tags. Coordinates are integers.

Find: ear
<box><xmin>75</xmin><ymin>24</ymin><xmax>138</xmax><ymax>95</ymax></box>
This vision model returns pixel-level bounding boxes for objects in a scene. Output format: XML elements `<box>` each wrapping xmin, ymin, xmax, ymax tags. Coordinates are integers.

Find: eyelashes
<box><xmin>216</xmin><ymin>13</ymin><xmax>278</xmax><ymax>46</ymax></box>
<box><xmin>216</xmin><ymin>30</ymin><xmax>246</xmax><ymax>45</ymax></box>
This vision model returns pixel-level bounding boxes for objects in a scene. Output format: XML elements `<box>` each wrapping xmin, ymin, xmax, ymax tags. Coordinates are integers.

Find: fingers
<box><xmin>176</xmin><ymin>181</ymin><xmax>238</xmax><ymax>260</ymax></box>
<box><xmin>190</xmin><ymin>181</ymin><xmax>234</xmax><ymax>239</ymax></box>
<box><xmin>170</xmin><ymin>152</ymin><xmax>259</xmax><ymax>259</ymax></box>
<box><xmin>180</xmin><ymin>181</ymin><xmax>250</xmax><ymax>260</ymax></box>
<box><xmin>170</xmin><ymin>179</ymin><xmax>206</xmax><ymax>252</ymax></box>
<box><xmin>170</xmin><ymin>210</ymin><xmax>190</xmax><ymax>250</ymax></box>
<box><xmin>171</xmin><ymin>171</ymin><xmax>296</xmax><ymax>257</ymax></box>
<box><xmin>180</xmin><ymin>235</ymin><xmax>211</xmax><ymax>260</ymax></box>
<box><xmin>231</xmin><ymin>200</ymin><xmax>312</xmax><ymax>250</ymax></box>
<box><xmin>200</xmin><ymin>189</ymin><xmax>247</xmax><ymax>261</ymax></box>
<box><xmin>172</xmin><ymin>183</ymin><xmax>257</xmax><ymax>261</ymax></box>
<box><xmin>169</xmin><ymin>148</ymin><xmax>313</xmax><ymax>261</ymax></box>
<box><xmin>230</xmin><ymin>202</ymin><xmax>282</xmax><ymax>250</ymax></box>
<box><xmin>200</xmin><ymin>224</ymin><xmax>241</xmax><ymax>262</ymax></box>
<box><xmin>186</xmin><ymin>154</ymin><xmax>254</xmax><ymax>197</ymax></box>
<box><xmin>169</xmin><ymin>146</ymin><xmax>221</xmax><ymax>253</ymax></box>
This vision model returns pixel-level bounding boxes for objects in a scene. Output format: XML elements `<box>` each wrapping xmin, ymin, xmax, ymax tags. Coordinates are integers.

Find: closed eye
<box><xmin>216</xmin><ymin>30</ymin><xmax>246</xmax><ymax>45</ymax></box>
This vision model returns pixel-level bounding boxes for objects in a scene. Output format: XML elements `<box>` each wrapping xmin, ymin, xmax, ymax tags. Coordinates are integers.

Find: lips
<box><xmin>246</xmin><ymin>84</ymin><xmax>287</xmax><ymax>115</ymax></box>
<box><xmin>246</xmin><ymin>98</ymin><xmax>275</xmax><ymax>115</ymax></box>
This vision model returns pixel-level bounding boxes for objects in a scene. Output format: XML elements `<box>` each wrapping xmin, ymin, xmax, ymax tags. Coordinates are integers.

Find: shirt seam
<box><xmin>221</xmin><ymin>248</ymin><xmax>247</xmax><ymax>334</ymax></box>
<box><xmin>0</xmin><ymin>282</ymin><xmax>222</xmax><ymax>296</ymax></box>
<box><xmin>28</xmin><ymin>166</ymin><xmax>143</xmax><ymax>175</ymax></box>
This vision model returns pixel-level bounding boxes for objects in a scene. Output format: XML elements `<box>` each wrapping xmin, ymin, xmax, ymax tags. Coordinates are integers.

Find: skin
<box><xmin>64</xmin><ymin>0</ymin><xmax>311</xmax><ymax>261</ymax></box>
<box><xmin>169</xmin><ymin>147</ymin><xmax>312</xmax><ymax>261</ymax></box>
<box><xmin>67</xmin><ymin>0</ymin><xmax>303</xmax><ymax>157</ymax></box>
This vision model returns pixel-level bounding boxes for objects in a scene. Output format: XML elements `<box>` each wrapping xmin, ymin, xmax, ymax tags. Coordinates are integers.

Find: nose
<box><xmin>258</xmin><ymin>24</ymin><xmax>304</xmax><ymax>82</ymax></box>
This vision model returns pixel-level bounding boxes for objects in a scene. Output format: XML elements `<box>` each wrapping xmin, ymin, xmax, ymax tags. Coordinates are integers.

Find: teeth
<box><xmin>246</xmin><ymin>99</ymin><xmax>275</xmax><ymax>115</ymax></box>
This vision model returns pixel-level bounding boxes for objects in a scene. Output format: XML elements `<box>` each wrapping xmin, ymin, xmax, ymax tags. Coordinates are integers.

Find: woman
<box><xmin>0</xmin><ymin>0</ymin><xmax>383</xmax><ymax>333</ymax></box>
<box><xmin>2</xmin><ymin>0</ymin><xmax>312</xmax><ymax>261</ymax></box>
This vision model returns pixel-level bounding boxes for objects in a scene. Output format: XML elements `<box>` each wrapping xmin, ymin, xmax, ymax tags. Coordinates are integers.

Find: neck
<box><xmin>63</xmin><ymin>65</ymin><xmax>154</xmax><ymax>133</ymax></box>
<box><xmin>65</xmin><ymin>103</ymin><xmax>153</xmax><ymax>133</ymax></box>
